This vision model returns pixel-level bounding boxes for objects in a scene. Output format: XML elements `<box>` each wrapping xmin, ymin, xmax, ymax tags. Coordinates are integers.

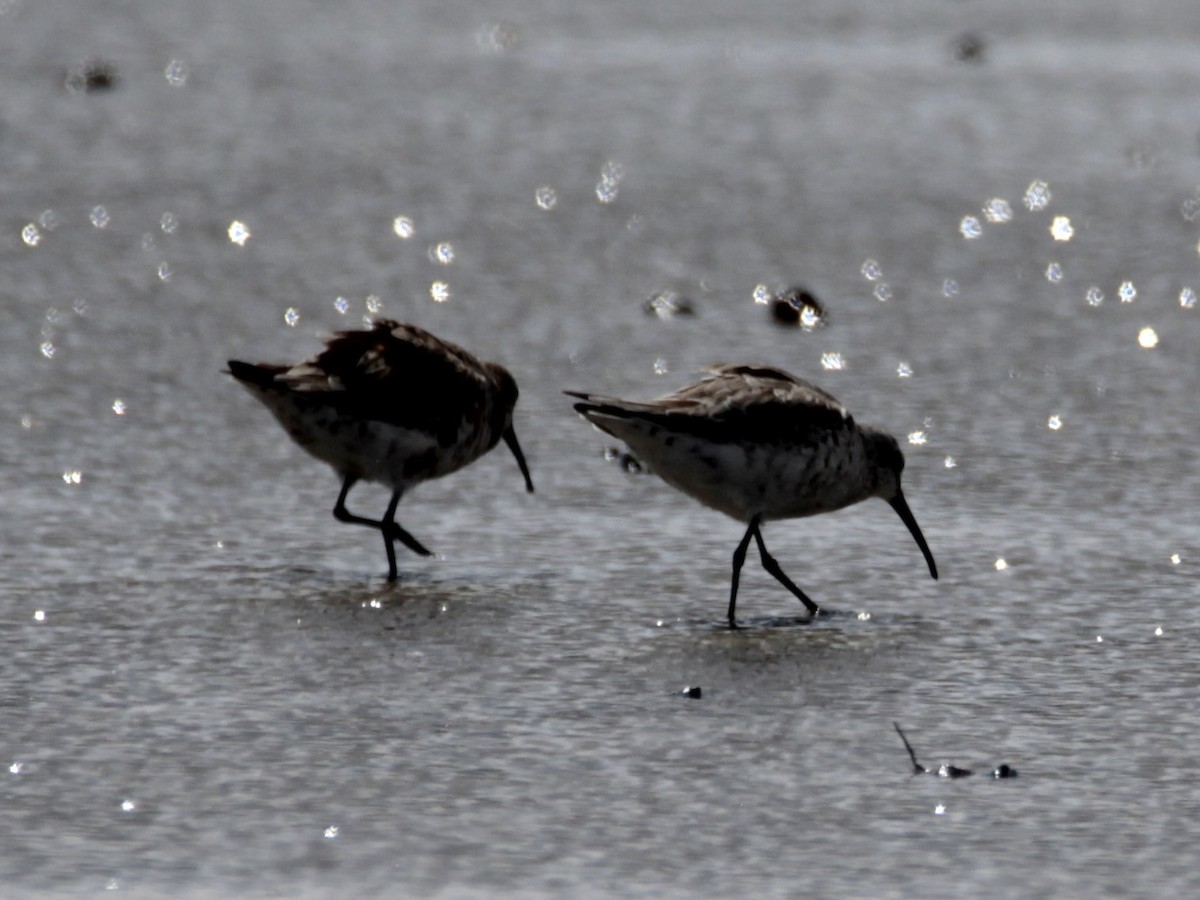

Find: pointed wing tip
<box><xmin>564</xmin><ymin>391</ymin><xmax>602</xmax><ymax>419</ymax></box>
<box><xmin>226</xmin><ymin>360</ymin><xmax>274</xmax><ymax>386</ymax></box>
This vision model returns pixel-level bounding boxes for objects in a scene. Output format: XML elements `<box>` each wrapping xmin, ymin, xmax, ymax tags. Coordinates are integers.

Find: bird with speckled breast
<box><xmin>567</xmin><ymin>364</ymin><xmax>936</xmax><ymax>627</ymax></box>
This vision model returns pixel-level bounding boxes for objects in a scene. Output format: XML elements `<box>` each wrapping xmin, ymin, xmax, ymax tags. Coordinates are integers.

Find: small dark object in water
<box><xmin>894</xmin><ymin>722</ymin><xmax>1016</xmax><ymax>779</ymax></box>
<box><xmin>604</xmin><ymin>446</ymin><xmax>643</xmax><ymax>473</ymax></box>
<box><xmin>677</xmin><ymin>686</ymin><xmax>702</xmax><ymax>699</ymax></box>
<box><xmin>64</xmin><ymin>60</ymin><xmax>120</xmax><ymax>93</ymax></box>
<box><xmin>894</xmin><ymin>723</ymin><xmax>1019</xmax><ymax>779</ymax></box>
<box><xmin>770</xmin><ymin>298</ymin><xmax>800</xmax><ymax>325</ymax></box>
<box><xmin>936</xmin><ymin>762</ymin><xmax>974</xmax><ymax>779</ymax></box>
<box><xmin>950</xmin><ymin>32</ymin><xmax>986</xmax><ymax>64</ymax></box>
<box><xmin>895</xmin><ymin>722</ymin><xmax>952</xmax><ymax>775</ymax></box>
<box><xmin>770</xmin><ymin>286</ymin><xmax>826</xmax><ymax>329</ymax></box>
<box><xmin>644</xmin><ymin>291</ymin><xmax>696</xmax><ymax>320</ymax></box>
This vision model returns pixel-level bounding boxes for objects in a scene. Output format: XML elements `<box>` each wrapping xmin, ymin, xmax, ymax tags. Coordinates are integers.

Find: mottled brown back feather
<box><xmin>285</xmin><ymin>320</ymin><xmax>511</xmax><ymax>447</ymax></box>
<box><xmin>309</xmin><ymin>324</ymin><xmax>496</xmax><ymax>448</ymax></box>
<box><xmin>568</xmin><ymin>365</ymin><xmax>852</xmax><ymax>447</ymax></box>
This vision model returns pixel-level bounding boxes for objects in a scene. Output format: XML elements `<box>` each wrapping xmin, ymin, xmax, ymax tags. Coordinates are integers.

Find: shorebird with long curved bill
<box><xmin>229</xmin><ymin>319</ymin><xmax>534</xmax><ymax>579</ymax></box>
<box><xmin>567</xmin><ymin>365</ymin><xmax>936</xmax><ymax>627</ymax></box>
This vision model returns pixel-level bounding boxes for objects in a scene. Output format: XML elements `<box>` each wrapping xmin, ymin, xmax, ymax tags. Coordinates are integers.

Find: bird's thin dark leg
<box><xmin>332</xmin><ymin>476</ymin><xmax>383</xmax><ymax>529</ymax></box>
<box><xmin>332</xmin><ymin>476</ymin><xmax>430</xmax><ymax>581</ymax></box>
<box><xmin>378</xmin><ymin>491</ymin><xmax>400</xmax><ymax>580</ymax></box>
<box><xmin>728</xmin><ymin>519</ymin><xmax>758</xmax><ymax>629</ymax></box>
<box><xmin>380</xmin><ymin>489</ymin><xmax>432</xmax><ymax>560</ymax></box>
<box><xmin>750</xmin><ymin>522</ymin><xmax>821</xmax><ymax>615</ymax></box>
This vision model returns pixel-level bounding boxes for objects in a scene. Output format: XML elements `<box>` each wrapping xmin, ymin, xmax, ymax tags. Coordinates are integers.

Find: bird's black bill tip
<box><xmin>503</xmin><ymin>427</ymin><xmax>535</xmax><ymax>493</ymax></box>
<box><xmin>888</xmin><ymin>492</ymin><xmax>937</xmax><ymax>580</ymax></box>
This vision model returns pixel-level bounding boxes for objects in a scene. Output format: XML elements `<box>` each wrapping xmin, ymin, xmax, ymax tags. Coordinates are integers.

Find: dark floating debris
<box><xmin>935</xmin><ymin>762</ymin><xmax>974</xmax><ymax>779</ymax></box>
<box><xmin>604</xmin><ymin>446</ymin><xmax>643</xmax><ymax>473</ymax></box>
<box><xmin>893</xmin><ymin>722</ymin><xmax>1017</xmax><ymax>780</ymax></box>
<box><xmin>950</xmin><ymin>31</ymin><xmax>987</xmax><ymax>64</ymax></box>
<box><xmin>676</xmin><ymin>686</ymin><xmax>702</xmax><ymax>699</ymax></box>
<box><xmin>64</xmin><ymin>59</ymin><xmax>120</xmax><ymax>93</ymax></box>
<box><xmin>770</xmin><ymin>286</ymin><xmax>827</xmax><ymax>330</ymax></box>
<box><xmin>643</xmin><ymin>291</ymin><xmax>696</xmax><ymax>320</ymax></box>
<box><xmin>895</xmin><ymin>722</ymin><xmax>966</xmax><ymax>776</ymax></box>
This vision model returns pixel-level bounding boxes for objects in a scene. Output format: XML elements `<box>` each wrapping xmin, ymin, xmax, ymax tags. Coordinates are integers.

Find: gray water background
<box><xmin>4</xmin><ymin>0</ymin><xmax>1200</xmax><ymax>896</ymax></box>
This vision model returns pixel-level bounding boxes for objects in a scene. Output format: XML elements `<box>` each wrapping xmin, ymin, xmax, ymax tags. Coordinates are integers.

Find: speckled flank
<box><xmin>570</xmin><ymin>366</ymin><xmax>886</xmax><ymax>523</ymax></box>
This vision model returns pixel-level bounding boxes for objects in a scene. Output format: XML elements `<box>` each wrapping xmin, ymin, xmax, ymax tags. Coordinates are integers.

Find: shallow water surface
<box><xmin>4</xmin><ymin>0</ymin><xmax>1200</xmax><ymax>896</ymax></box>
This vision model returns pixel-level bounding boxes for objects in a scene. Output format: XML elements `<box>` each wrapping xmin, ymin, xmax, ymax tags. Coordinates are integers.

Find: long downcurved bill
<box><xmin>888</xmin><ymin>491</ymin><xmax>937</xmax><ymax>579</ymax></box>
<box><xmin>503</xmin><ymin>426</ymin><xmax>535</xmax><ymax>493</ymax></box>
